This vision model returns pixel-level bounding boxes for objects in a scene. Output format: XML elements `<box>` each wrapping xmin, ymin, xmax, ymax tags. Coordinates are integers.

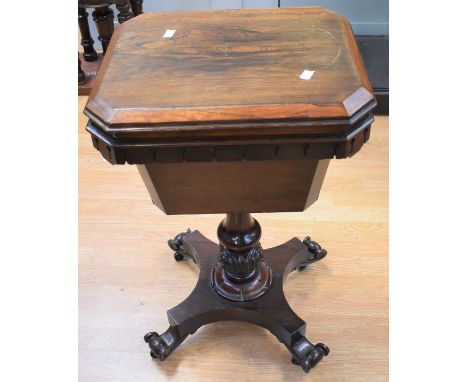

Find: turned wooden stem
<box><xmin>217</xmin><ymin>213</ymin><xmax>263</xmax><ymax>282</ymax></box>
<box><xmin>224</xmin><ymin>213</ymin><xmax>254</xmax><ymax>232</ymax></box>
<box><xmin>213</xmin><ymin>214</ymin><xmax>271</xmax><ymax>301</ymax></box>
<box><xmin>218</xmin><ymin>213</ymin><xmax>260</xmax><ymax>251</ymax></box>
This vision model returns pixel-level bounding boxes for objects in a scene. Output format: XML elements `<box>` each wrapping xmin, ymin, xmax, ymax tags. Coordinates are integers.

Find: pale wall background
<box><xmin>81</xmin><ymin>0</ymin><xmax>388</xmax><ymax>51</ymax></box>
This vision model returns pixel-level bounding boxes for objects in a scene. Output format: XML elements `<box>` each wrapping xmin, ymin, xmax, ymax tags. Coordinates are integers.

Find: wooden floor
<box><xmin>79</xmin><ymin>96</ymin><xmax>388</xmax><ymax>382</ymax></box>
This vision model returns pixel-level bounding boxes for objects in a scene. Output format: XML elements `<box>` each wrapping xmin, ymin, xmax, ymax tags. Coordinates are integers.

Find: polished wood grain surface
<box><xmin>79</xmin><ymin>96</ymin><xmax>388</xmax><ymax>381</ymax></box>
<box><xmin>85</xmin><ymin>7</ymin><xmax>373</xmax><ymax>129</ymax></box>
<box><xmin>137</xmin><ymin>158</ymin><xmax>329</xmax><ymax>214</ymax></box>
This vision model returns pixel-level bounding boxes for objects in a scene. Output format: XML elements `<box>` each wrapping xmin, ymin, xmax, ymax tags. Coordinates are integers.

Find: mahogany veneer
<box><xmin>84</xmin><ymin>7</ymin><xmax>376</xmax><ymax>373</ymax></box>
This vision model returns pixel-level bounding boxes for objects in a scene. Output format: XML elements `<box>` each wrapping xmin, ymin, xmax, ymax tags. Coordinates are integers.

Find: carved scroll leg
<box><xmin>267</xmin><ymin>300</ymin><xmax>330</xmax><ymax>373</ymax></box>
<box><xmin>143</xmin><ymin>298</ymin><xmax>210</xmax><ymax>362</ymax></box>
<box><xmin>296</xmin><ymin>236</ymin><xmax>327</xmax><ymax>271</ymax></box>
<box><xmin>167</xmin><ymin>229</ymin><xmax>195</xmax><ymax>262</ymax></box>
<box><xmin>260</xmin><ymin>239</ymin><xmax>330</xmax><ymax>372</ymax></box>
<box><xmin>144</xmin><ymin>327</ymin><xmax>188</xmax><ymax>361</ymax></box>
<box><xmin>145</xmin><ymin>231</ymin><xmax>218</xmax><ymax>361</ymax></box>
<box><xmin>262</xmin><ymin>306</ymin><xmax>330</xmax><ymax>373</ymax></box>
<box><xmin>290</xmin><ymin>336</ymin><xmax>330</xmax><ymax>373</ymax></box>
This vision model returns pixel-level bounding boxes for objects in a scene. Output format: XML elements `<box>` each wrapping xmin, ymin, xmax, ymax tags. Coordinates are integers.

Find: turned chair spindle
<box><xmin>78</xmin><ymin>0</ymin><xmax>144</xmax><ymax>93</ymax></box>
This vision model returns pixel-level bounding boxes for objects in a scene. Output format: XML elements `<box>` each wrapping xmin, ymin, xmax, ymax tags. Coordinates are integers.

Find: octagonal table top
<box><xmin>85</xmin><ymin>7</ymin><xmax>375</xmax><ymax>134</ymax></box>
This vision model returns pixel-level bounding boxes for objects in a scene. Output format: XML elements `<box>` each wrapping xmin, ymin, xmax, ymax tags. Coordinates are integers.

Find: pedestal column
<box><xmin>212</xmin><ymin>213</ymin><xmax>272</xmax><ymax>301</ymax></box>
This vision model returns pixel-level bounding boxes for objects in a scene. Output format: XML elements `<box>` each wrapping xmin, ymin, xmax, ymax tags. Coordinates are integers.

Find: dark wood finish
<box><xmin>304</xmin><ymin>158</ymin><xmax>330</xmax><ymax>209</ymax></box>
<box><xmin>78</xmin><ymin>7</ymin><xmax>98</xmax><ymax>61</ymax></box>
<box><xmin>78</xmin><ymin>52</ymin><xmax>104</xmax><ymax>96</ymax></box>
<box><xmin>213</xmin><ymin>213</ymin><xmax>271</xmax><ymax>301</ymax></box>
<box><xmin>116</xmin><ymin>2</ymin><xmax>133</xmax><ymax>23</ymax></box>
<box><xmin>79</xmin><ymin>0</ymin><xmax>135</xmax><ymax>28</ymax></box>
<box><xmin>146</xmin><ymin>227</ymin><xmax>329</xmax><ymax>373</ymax></box>
<box><xmin>136</xmin><ymin>158</ymin><xmax>329</xmax><ymax>214</ymax></box>
<box><xmin>84</xmin><ymin>8</ymin><xmax>376</xmax><ymax>166</ymax></box>
<box><xmin>130</xmin><ymin>0</ymin><xmax>143</xmax><ymax>16</ymax></box>
<box><xmin>83</xmin><ymin>7</ymin><xmax>376</xmax><ymax>374</ymax></box>
<box><xmin>85</xmin><ymin>8</ymin><xmax>375</xmax><ymax>130</ymax></box>
<box><xmin>92</xmin><ymin>5</ymin><xmax>114</xmax><ymax>54</ymax></box>
<box><xmin>86</xmin><ymin>113</ymin><xmax>372</xmax><ymax>164</ymax></box>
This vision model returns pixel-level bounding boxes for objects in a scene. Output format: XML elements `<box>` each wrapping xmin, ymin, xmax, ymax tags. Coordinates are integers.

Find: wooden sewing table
<box><xmin>84</xmin><ymin>7</ymin><xmax>376</xmax><ymax>372</ymax></box>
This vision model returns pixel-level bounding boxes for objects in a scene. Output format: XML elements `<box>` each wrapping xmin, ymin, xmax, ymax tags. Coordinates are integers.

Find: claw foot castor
<box><xmin>291</xmin><ymin>336</ymin><xmax>330</xmax><ymax>372</ymax></box>
<box><xmin>168</xmin><ymin>229</ymin><xmax>192</xmax><ymax>261</ymax></box>
<box><xmin>144</xmin><ymin>332</ymin><xmax>169</xmax><ymax>361</ymax></box>
<box><xmin>303</xmin><ymin>236</ymin><xmax>327</xmax><ymax>260</ymax></box>
<box><xmin>144</xmin><ymin>326</ymin><xmax>187</xmax><ymax>362</ymax></box>
<box><xmin>296</xmin><ymin>236</ymin><xmax>328</xmax><ymax>271</ymax></box>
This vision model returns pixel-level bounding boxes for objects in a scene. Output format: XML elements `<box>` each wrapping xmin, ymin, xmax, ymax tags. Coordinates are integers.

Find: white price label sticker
<box><xmin>299</xmin><ymin>70</ymin><xmax>315</xmax><ymax>80</ymax></box>
<box><xmin>163</xmin><ymin>29</ymin><xmax>176</xmax><ymax>38</ymax></box>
